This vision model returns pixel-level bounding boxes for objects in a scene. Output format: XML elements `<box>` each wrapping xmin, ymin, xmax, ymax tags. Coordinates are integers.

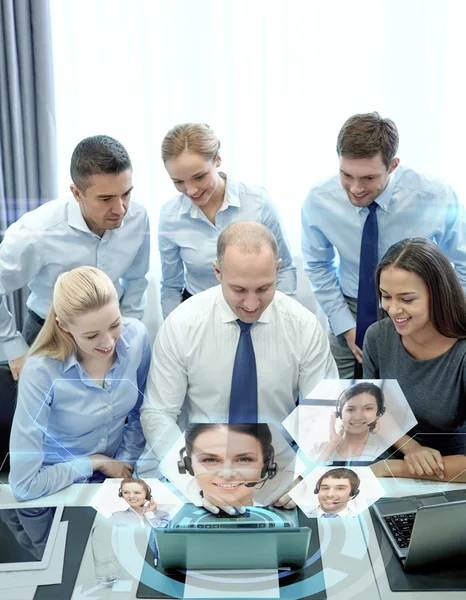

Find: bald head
<box><xmin>214</xmin><ymin>222</ymin><xmax>282</xmax><ymax>323</ymax></box>
<box><xmin>216</xmin><ymin>222</ymin><xmax>279</xmax><ymax>268</ymax></box>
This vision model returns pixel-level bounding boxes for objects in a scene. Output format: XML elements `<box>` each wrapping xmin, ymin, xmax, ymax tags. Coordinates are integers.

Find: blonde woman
<box><xmin>159</xmin><ymin>123</ymin><xmax>297</xmax><ymax>318</ymax></box>
<box><xmin>9</xmin><ymin>267</ymin><xmax>151</xmax><ymax>501</ymax></box>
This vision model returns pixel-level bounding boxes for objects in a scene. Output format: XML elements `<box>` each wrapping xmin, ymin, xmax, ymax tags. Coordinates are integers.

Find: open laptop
<box><xmin>371</xmin><ymin>489</ymin><xmax>466</xmax><ymax>571</ymax></box>
<box><xmin>154</xmin><ymin>505</ymin><xmax>310</xmax><ymax>569</ymax></box>
<box><xmin>167</xmin><ymin>504</ymin><xmax>299</xmax><ymax>529</ymax></box>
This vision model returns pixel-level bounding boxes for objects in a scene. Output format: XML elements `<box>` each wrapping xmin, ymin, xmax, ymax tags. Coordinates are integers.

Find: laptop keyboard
<box><xmin>383</xmin><ymin>513</ymin><xmax>416</xmax><ymax>548</ymax></box>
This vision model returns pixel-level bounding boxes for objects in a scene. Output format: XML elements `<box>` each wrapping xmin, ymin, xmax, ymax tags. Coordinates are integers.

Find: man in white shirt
<box><xmin>140</xmin><ymin>221</ymin><xmax>337</xmax><ymax>470</ymax></box>
<box><xmin>307</xmin><ymin>468</ymin><xmax>360</xmax><ymax>518</ymax></box>
<box><xmin>0</xmin><ymin>135</ymin><xmax>150</xmax><ymax>379</ymax></box>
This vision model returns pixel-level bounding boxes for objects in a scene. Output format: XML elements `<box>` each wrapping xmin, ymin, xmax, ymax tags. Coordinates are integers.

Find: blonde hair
<box><xmin>29</xmin><ymin>266</ymin><xmax>119</xmax><ymax>361</ymax></box>
<box><xmin>161</xmin><ymin>123</ymin><xmax>220</xmax><ymax>163</ymax></box>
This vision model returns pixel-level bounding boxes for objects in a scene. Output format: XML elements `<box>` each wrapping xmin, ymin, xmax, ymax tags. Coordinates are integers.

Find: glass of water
<box><xmin>91</xmin><ymin>524</ymin><xmax>121</xmax><ymax>586</ymax></box>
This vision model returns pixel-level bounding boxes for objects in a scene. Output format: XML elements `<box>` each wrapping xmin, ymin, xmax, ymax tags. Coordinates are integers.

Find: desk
<box><xmin>0</xmin><ymin>479</ymin><xmax>465</xmax><ymax>599</ymax></box>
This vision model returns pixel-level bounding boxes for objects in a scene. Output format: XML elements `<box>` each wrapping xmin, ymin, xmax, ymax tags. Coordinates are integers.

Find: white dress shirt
<box><xmin>0</xmin><ymin>197</ymin><xmax>150</xmax><ymax>361</ymax></box>
<box><xmin>158</xmin><ymin>174</ymin><xmax>297</xmax><ymax>318</ymax></box>
<box><xmin>140</xmin><ymin>285</ymin><xmax>338</xmax><ymax>462</ymax></box>
<box><xmin>315</xmin><ymin>505</ymin><xmax>357</xmax><ymax>518</ymax></box>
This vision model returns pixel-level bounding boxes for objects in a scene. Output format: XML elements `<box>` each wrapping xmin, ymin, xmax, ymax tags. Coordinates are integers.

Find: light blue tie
<box><xmin>229</xmin><ymin>320</ymin><xmax>258</xmax><ymax>423</ymax></box>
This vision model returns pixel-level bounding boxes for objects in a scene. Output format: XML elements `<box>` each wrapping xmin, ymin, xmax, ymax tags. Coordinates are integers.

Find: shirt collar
<box><xmin>355</xmin><ymin>172</ymin><xmax>396</xmax><ymax>214</ymax></box>
<box><xmin>178</xmin><ymin>172</ymin><xmax>240</xmax><ymax>217</ymax></box>
<box><xmin>215</xmin><ymin>284</ymin><xmax>273</xmax><ymax>325</ymax></box>
<box><xmin>67</xmin><ymin>197</ymin><xmax>97</xmax><ymax>235</ymax></box>
<box><xmin>318</xmin><ymin>505</ymin><xmax>349</xmax><ymax>518</ymax></box>
<box><xmin>62</xmin><ymin>330</ymin><xmax>130</xmax><ymax>373</ymax></box>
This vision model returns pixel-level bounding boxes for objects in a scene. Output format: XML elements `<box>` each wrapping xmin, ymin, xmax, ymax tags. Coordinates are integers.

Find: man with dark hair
<box><xmin>310</xmin><ymin>467</ymin><xmax>360</xmax><ymax>518</ymax></box>
<box><xmin>301</xmin><ymin>111</ymin><xmax>466</xmax><ymax>378</ymax></box>
<box><xmin>0</xmin><ymin>135</ymin><xmax>150</xmax><ymax>380</ymax></box>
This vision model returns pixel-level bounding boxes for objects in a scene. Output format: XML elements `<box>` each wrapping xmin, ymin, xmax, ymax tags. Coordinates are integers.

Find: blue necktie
<box><xmin>321</xmin><ymin>513</ymin><xmax>340</xmax><ymax>518</ymax></box>
<box><xmin>356</xmin><ymin>202</ymin><xmax>379</xmax><ymax>349</ymax></box>
<box><xmin>229</xmin><ymin>320</ymin><xmax>258</xmax><ymax>423</ymax></box>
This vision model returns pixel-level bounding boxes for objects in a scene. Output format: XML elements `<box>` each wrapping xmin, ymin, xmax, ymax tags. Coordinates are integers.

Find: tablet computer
<box><xmin>0</xmin><ymin>505</ymin><xmax>64</xmax><ymax>572</ymax></box>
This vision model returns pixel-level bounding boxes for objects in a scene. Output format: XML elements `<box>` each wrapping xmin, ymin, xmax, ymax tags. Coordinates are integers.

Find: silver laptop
<box><xmin>372</xmin><ymin>489</ymin><xmax>466</xmax><ymax>571</ymax></box>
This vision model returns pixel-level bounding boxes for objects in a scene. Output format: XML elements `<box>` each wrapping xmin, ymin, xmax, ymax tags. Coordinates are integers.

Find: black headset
<box><xmin>118</xmin><ymin>483</ymin><xmax>152</xmax><ymax>501</ymax></box>
<box><xmin>314</xmin><ymin>470</ymin><xmax>360</xmax><ymax>499</ymax></box>
<box><xmin>335</xmin><ymin>385</ymin><xmax>386</xmax><ymax>432</ymax></box>
<box><xmin>177</xmin><ymin>445</ymin><xmax>278</xmax><ymax>482</ymax></box>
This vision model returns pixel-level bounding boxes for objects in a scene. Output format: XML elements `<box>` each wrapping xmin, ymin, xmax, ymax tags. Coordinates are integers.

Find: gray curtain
<box><xmin>0</xmin><ymin>0</ymin><xmax>57</xmax><ymax>333</ymax></box>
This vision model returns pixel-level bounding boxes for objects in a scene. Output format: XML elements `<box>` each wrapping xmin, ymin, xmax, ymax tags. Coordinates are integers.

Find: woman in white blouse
<box><xmin>159</xmin><ymin>123</ymin><xmax>297</xmax><ymax>318</ymax></box>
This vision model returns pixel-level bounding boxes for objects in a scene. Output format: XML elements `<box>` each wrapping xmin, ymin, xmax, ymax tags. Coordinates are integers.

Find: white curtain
<box><xmin>50</xmin><ymin>0</ymin><xmax>466</xmax><ymax>333</ymax></box>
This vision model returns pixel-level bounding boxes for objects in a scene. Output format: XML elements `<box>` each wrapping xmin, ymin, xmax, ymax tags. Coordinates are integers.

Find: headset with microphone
<box><xmin>335</xmin><ymin>383</ymin><xmax>386</xmax><ymax>433</ymax></box>
<box><xmin>177</xmin><ymin>445</ymin><xmax>278</xmax><ymax>489</ymax></box>
<box><xmin>118</xmin><ymin>481</ymin><xmax>152</xmax><ymax>502</ymax></box>
<box><xmin>314</xmin><ymin>468</ymin><xmax>361</xmax><ymax>500</ymax></box>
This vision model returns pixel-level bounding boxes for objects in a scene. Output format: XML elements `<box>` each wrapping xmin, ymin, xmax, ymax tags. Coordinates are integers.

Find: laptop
<box><xmin>154</xmin><ymin>505</ymin><xmax>310</xmax><ymax>569</ymax></box>
<box><xmin>166</xmin><ymin>504</ymin><xmax>299</xmax><ymax>529</ymax></box>
<box><xmin>371</xmin><ymin>489</ymin><xmax>466</xmax><ymax>571</ymax></box>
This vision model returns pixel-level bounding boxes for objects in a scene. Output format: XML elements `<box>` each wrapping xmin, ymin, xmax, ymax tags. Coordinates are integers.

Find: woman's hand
<box><xmin>403</xmin><ymin>445</ymin><xmax>444</xmax><ymax>479</ymax></box>
<box><xmin>89</xmin><ymin>454</ymin><xmax>134</xmax><ymax>479</ymax></box>
<box><xmin>145</xmin><ymin>498</ymin><xmax>157</xmax><ymax>512</ymax></box>
<box><xmin>272</xmin><ymin>492</ymin><xmax>296</xmax><ymax>510</ymax></box>
<box><xmin>327</xmin><ymin>412</ymin><xmax>345</xmax><ymax>448</ymax></box>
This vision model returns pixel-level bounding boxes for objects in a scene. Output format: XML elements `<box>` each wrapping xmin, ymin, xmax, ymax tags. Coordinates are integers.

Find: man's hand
<box><xmin>403</xmin><ymin>445</ymin><xmax>444</xmax><ymax>479</ymax></box>
<box><xmin>343</xmin><ymin>328</ymin><xmax>362</xmax><ymax>363</ymax></box>
<box><xmin>9</xmin><ymin>356</ymin><xmax>26</xmax><ymax>381</ymax></box>
<box><xmin>89</xmin><ymin>454</ymin><xmax>134</xmax><ymax>479</ymax></box>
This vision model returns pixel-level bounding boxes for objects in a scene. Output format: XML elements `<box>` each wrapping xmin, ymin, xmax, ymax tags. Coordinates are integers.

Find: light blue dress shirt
<box><xmin>301</xmin><ymin>166</ymin><xmax>466</xmax><ymax>336</ymax></box>
<box><xmin>0</xmin><ymin>198</ymin><xmax>150</xmax><ymax>361</ymax></box>
<box><xmin>112</xmin><ymin>507</ymin><xmax>170</xmax><ymax>529</ymax></box>
<box><xmin>9</xmin><ymin>319</ymin><xmax>151</xmax><ymax>501</ymax></box>
<box><xmin>158</xmin><ymin>174</ymin><xmax>297</xmax><ymax>318</ymax></box>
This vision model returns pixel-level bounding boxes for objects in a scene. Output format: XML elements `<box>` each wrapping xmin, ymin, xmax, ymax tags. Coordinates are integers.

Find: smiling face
<box><xmin>165</xmin><ymin>151</ymin><xmax>224</xmax><ymax>209</ymax></box>
<box><xmin>339</xmin><ymin>152</ymin><xmax>399</xmax><ymax>208</ymax></box>
<box><xmin>340</xmin><ymin>392</ymin><xmax>378</xmax><ymax>434</ymax></box>
<box><xmin>71</xmin><ymin>169</ymin><xmax>133</xmax><ymax>237</ymax></box>
<box><xmin>190</xmin><ymin>427</ymin><xmax>265</xmax><ymax>508</ymax></box>
<box><xmin>58</xmin><ymin>300</ymin><xmax>122</xmax><ymax>364</ymax></box>
<box><xmin>214</xmin><ymin>245</ymin><xmax>281</xmax><ymax>323</ymax></box>
<box><xmin>318</xmin><ymin>477</ymin><xmax>353</xmax><ymax>514</ymax></box>
<box><xmin>121</xmin><ymin>482</ymin><xmax>147</xmax><ymax>509</ymax></box>
<box><xmin>379</xmin><ymin>266</ymin><xmax>434</xmax><ymax>340</ymax></box>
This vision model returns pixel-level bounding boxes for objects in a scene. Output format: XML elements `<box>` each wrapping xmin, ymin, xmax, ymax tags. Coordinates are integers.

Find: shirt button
<box><xmin>100</xmin><ymin>438</ymin><xmax>105</xmax><ymax>443</ymax></box>
<box><xmin>106</xmin><ymin>381</ymin><xmax>112</xmax><ymax>387</ymax></box>
<box><xmin>383</xmin><ymin>204</ymin><xmax>387</xmax><ymax>209</ymax></box>
<box><xmin>107</xmin><ymin>405</ymin><xmax>112</xmax><ymax>410</ymax></box>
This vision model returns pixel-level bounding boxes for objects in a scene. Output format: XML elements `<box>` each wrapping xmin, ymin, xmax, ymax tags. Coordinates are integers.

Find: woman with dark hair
<box><xmin>364</xmin><ymin>238</ymin><xmax>466</xmax><ymax>482</ymax></box>
<box><xmin>177</xmin><ymin>423</ymin><xmax>278</xmax><ymax>514</ymax></box>
<box><xmin>312</xmin><ymin>382</ymin><xmax>386</xmax><ymax>462</ymax></box>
